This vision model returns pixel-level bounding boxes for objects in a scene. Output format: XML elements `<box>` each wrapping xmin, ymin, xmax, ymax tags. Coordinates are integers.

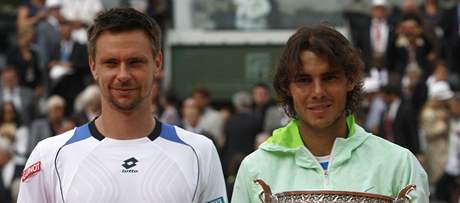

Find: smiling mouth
<box><xmin>112</xmin><ymin>88</ymin><xmax>137</xmax><ymax>94</ymax></box>
<box><xmin>307</xmin><ymin>104</ymin><xmax>331</xmax><ymax>112</ymax></box>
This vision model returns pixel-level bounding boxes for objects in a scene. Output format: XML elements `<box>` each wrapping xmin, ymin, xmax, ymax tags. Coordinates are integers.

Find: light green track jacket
<box><xmin>231</xmin><ymin>116</ymin><xmax>429</xmax><ymax>203</ymax></box>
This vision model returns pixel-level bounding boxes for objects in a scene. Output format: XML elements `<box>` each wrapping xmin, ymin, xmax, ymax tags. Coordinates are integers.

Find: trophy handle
<box><xmin>394</xmin><ymin>185</ymin><xmax>416</xmax><ymax>202</ymax></box>
<box><xmin>255</xmin><ymin>179</ymin><xmax>273</xmax><ymax>203</ymax></box>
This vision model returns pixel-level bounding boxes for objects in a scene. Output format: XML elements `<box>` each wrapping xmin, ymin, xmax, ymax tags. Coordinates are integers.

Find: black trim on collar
<box><xmin>148</xmin><ymin>119</ymin><xmax>162</xmax><ymax>141</ymax></box>
<box><xmin>89</xmin><ymin>119</ymin><xmax>105</xmax><ymax>141</ymax></box>
<box><xmin>88</xmin><ymin>118</ymin><xmax>162</xmax><ymax>141</ymax></box>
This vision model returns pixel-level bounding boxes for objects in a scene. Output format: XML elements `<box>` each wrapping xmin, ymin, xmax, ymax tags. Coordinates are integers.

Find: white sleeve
<box><xmin>198</xmin><ymin>143</ymin><xmax>228</xmax><ymax>203</ymax></box>
<box><xmin>17</xmin><ymin>142</ymin><xmax>56</xmax><ymax>203</ymax></box>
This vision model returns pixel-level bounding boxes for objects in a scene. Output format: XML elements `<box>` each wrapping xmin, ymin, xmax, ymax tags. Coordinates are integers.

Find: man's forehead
<box><xmin>294</xmin><ymin>66</ymin><xmax>345</xmax><ymax>76</ymax></box>
<box><xmin>94</xmin><ymin>31</ymin><xmax>153</xmax><ymax>59</ymax></box>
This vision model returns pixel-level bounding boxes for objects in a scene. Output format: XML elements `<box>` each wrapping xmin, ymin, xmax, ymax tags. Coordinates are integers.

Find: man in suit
<box><xmin>48</xmin><ymin>20</ymin><xmax>89</xmax><ymax>116</ymax></box>
<box><xmin>352</xmin><ymin>0</ymin><xmax>394</xmax><ymax>72</ymax></box>
<box><xmin>0</xmin><ymin>67</ymin><xmax>36</xmax><ymax>125</ymax></box>
<box><xmin>35</xmin><ymin>0</ymin><xmax>62</xmax><ymax>73</ymax></box>
<box><xmin>379</xmin><ymin>84</ymin><xmax>423</xmax><ymax>159</ymax></box>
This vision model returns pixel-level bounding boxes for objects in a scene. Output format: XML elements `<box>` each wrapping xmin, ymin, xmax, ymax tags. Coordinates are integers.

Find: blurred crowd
<box><xmin>347</xmin><ymin>0</ymin><xmax>460</xmax><ymax>202</ymax></box>
<box><xmin>0</xmin><ymin>0</ymin><xmax>459</xmax><ymax>202</ymax></box>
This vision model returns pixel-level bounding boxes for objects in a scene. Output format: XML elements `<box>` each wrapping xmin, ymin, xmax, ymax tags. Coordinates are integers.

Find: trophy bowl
<box><xmin>255</xmin><ymin>179</ymin><xmax>416</xmax><ymax>203</ymax></box>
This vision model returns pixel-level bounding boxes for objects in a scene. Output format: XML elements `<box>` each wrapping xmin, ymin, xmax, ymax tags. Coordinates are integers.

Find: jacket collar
<box><xmin>260</xmin><ymin>115</ymin><xmax>369</xmax><ymax>169</ymax></box>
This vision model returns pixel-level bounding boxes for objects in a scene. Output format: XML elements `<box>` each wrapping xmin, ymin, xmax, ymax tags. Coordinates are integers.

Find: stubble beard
<box><xmin>299</xmin><ymin>104</ymin><xmax>347</xmax><ymax>132</ymax></box>
<box><xmin>109</xmin><ymin>94</ymin><xmax>143</xmax><ymax>112</ymax></box>
<box><xmin>102</xmin><ymin>78</ymin><xmax>153</xmax><ymax>113</ymax></box>
<box><xmin>108</xmin><ymin>87</ymin><xmax>151</xmax><ymax>113</ymax></box>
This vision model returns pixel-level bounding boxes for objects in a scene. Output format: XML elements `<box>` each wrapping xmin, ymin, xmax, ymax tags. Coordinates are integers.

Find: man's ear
<box><xmin>154</xmin><ymin>52</ymin><xmax>163</xmax><ymax>77</ymax></box>
<box><xmin>346</xmin><ymin>79</ymin><xmax>356</xmax><ymax>91</ymax></box>
<box><xmin>89</xmin><ymin>56</ymin><xmax>98</xmax><ymax>81</ymax></box>
<box><xmin>346</xmin><ymin>73</ymin><xmax>358</xmax><ymax>92</ymax></box>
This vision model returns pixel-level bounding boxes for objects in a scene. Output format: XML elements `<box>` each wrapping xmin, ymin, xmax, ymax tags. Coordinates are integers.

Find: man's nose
<box><xmin>311</xmin><ymin>80</ymin><xmax>326</xmax><ymax>99</ymax></box>
<box><xmin>116</xmin><ymin>63</ymin><xmax>130</xmax><ymax>81</ymax></box>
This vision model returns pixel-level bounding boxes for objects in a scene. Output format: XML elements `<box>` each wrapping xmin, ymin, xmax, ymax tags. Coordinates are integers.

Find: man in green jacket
<box><xmin>231</xmin><ymin>25</ymin><xmax>429</xmax><ymax>202</ymax></box>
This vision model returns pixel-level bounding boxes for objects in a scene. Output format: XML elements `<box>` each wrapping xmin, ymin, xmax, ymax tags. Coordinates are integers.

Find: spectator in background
<box><xmin>368</xmin><ymin>54</ymin><xmax>390</xmax><ymax>87</ymax></box>
<box><xmin>435</xmin><ymin>91</ymin><xmax>460</xmax><ymax>203</ymax></box>
<box><xmin>0</xmin><ymin>102</ymin><xmax>29</xmax><ymax>203</ymax></box>
<box><xmin>379</xmin><ymin>84</ymin><xmax>422</xmax><ymax>157</ymax></box>
<box><xmin>402</xmin><ymin>63</ymin><xmax>423</xmax><ymax>99</ymax></box>
<box><xmin>411</xmin><ymin>60</ymin><xmax>450</xmax><ymax>115</ymax></box>
<box><xmin>48</xmin><ymin>20</ymin><xmax>89</xmax><ymax>116</ymax></box>
<box><xmin>180</xmin><ymin>97</ymin><xmax>219</xmax><ymax>147</ymax></box>
<box><xmin>146</xmin><ymin>0</ymin><xmax>172</xmax><ymax>29</ymax></box>
<box><xmin>0</xmin><ymin>101</ymin><xmax>28</xmax><ymax>168</ymax></box>
<box><xmin>36</xmin><ymin>0</ymin><xmax>63</xmax><ymax>75</ymax></box>
<box><xmin>58</xmin><ymin>0</ymin><xmax>103</xmax><ymax>43</ymax></box>
<box><xmin>223</xmin><ymin>92</ymin><xmax>258</xmax><ymax>168</ymax></box>
<box><xmin>439</xmin><ymin>0</ymin><xmax>460</xmax><ymax>74</ymax></box>
<box><xmin>251</xmin><ymin>83</ymin><xmax>273</xmax><ymax>133</ymax></box>
<box><xmin>27</xmin><ymin>95</ymin><xmax>69</xmax><ymax>157</ymax></box>
<box><xmin>389</xmin><ymin>0</ymin><xmax>422</xmax><ymax>24</ymax></box>
<box><xmin>0</xmin><ymin>123</ymin><xmax>14</xmax><ymax>203</ymax></box>
<box><xmin>0</xmin><ymin>102</ymin><xmax>22</xmax><ymax>141</ymax></box>
<box><xmin>180</xmin><ymin>98</ymin><xmax>200</xmax><ymax>132</ymax></box>
<box><xmin>426</xmin><ymin>60</ymin><xmax>449</xmax><ymax>88</ymax></box>
<box><xmin>6</xmin><ymin>26</ymin><xmax>42</xmax><ymax>92</ymax></box>
<box><xmin>360</xmin><ymin>77</ymin><xmax>385</xmax><ymax>134</ymax></box>
<box><xmin>419</xmin><ymin>81</ymin><xmax>453</xmax><ymax>185</ymax></box>
<box><xmin>16</xmin><ymin>0</ymin><xmax>46</xmax><ymax>29</ymax></box>
<box><xmin>0</xmin><ymin>67</ymin><xmax>36</xmax><ymax>126</ymax></box>
<box><xmin>145</xmin><ymin>0</ymin><xmax>172</xmax><ymax>48</ymax></box>
<box><xmin>223</xmin><ymin>91</ymin><xmax>259</xmax><ymax>201</ymax></box>
<box><xmin>352</xmin><ymin>0</ymin><xmax>394</xmax><ymax>72</ymax></box>
<box><xmin>159</xmin><ymin>91</ymin><xmax>181</xmax><ymax>126</ymax></box>
<box><xmin>72</xmin><ymin>84</ymin><xmax>100</xmax><ymax>126</ymax></box>
<box><xmin>180</xmin><ymin>98</ymin><xmax>208</xmax><ymax>134</ymax></box>
<box><xmin>192</xmin><ymin>86</ymin><xmax>225</xmax><ymax>148</ymax></box>
<box><xmin>401</xmin><ymin>63</ymin><xmax>426</xmax><ymax>118</ymax></box>
<box><xmin>420</xmin><ymin>0</ymin><xmax>443</xmax><ymax>57</ymax></box>
<box><xmin>262</xmin><ymin>105</ymin><xmax>289</xmax><ymax>134</ymax></box>
<box><xmin>387</xmin><ymin>14</ymin><xmax>435</xmax><ymax>77</ymax></box>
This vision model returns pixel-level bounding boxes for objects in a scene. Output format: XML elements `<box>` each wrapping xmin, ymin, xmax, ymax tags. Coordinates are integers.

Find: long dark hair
<box><xmin>0</xmin><ymin>101</ymin><xmax>22</xmax><ymax>126</ymax></box>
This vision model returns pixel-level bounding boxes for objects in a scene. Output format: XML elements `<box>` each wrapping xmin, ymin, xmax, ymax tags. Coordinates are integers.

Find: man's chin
<box><xmin>111</xmin><ymin>100</ymin><xmax>140</xmax><ymax>112</ymax></box>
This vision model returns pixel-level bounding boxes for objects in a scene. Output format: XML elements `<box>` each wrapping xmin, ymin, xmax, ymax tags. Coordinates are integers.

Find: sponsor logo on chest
<box><xmin>121</xmin><ymin>157</ymin><xmax>139</xmax><ymax>173</ymax></box>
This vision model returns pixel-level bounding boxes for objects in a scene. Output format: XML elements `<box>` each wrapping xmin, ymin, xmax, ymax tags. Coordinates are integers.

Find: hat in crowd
<box><xmin>428</xmin><ymin>81</ymin><xmax>454</xmax><ymax>101</ymax></box>
<box><xmin>372</xmin><ymin>0</ymin><xmax>387</xmax><ymax>7</ymax></box>
<box><xmin>363</xmin><ymin>77</ymin><xmax>380</xmax><ymax>93</ymax></box>
<box><xmin>46</xmin><ymin>0</ymin><xmax>61</xmax><ymax>8</ymax></box>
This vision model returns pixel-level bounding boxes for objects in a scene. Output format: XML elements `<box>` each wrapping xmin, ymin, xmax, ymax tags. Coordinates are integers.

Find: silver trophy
<box><xmin>255</xmin><ymin>179</ymin><xmax>415</xmax><ymax>203</ymax></box>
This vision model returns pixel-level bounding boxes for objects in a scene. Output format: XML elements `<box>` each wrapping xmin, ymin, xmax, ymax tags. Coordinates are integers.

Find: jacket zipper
<box><xmin>303</xmin><ymin>140</ymin><xmax>337</xmax><ymax>189</ymax></box>
<box><xmin>320</xmin><ymin>140</ymin><xmax>338</xmax><ymax>189</ymax></box>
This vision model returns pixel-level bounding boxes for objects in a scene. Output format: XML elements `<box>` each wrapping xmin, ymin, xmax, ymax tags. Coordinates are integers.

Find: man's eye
<box><xmin>324</xmin><ymin>75</ymin><xmax>338</xmax><ymax>81</ymax></box>
<box><xmin>131</xmin><ymin>60</ymin><xmax>143</xmax><ymax>64</ymax></box>
<box><xmin>129</xmin><ymin>59</ymin><xmax>145</xmax><ymax>66</ymax></box>
<box><xmin>294</xmin><ymin>77</ymin><xmax>310</xmax><ymax>84</ymax></box>
<box><xmin>103</xmin><ymin>60</ymin><xmax>117</xmax><ymax>65</ymax></box>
